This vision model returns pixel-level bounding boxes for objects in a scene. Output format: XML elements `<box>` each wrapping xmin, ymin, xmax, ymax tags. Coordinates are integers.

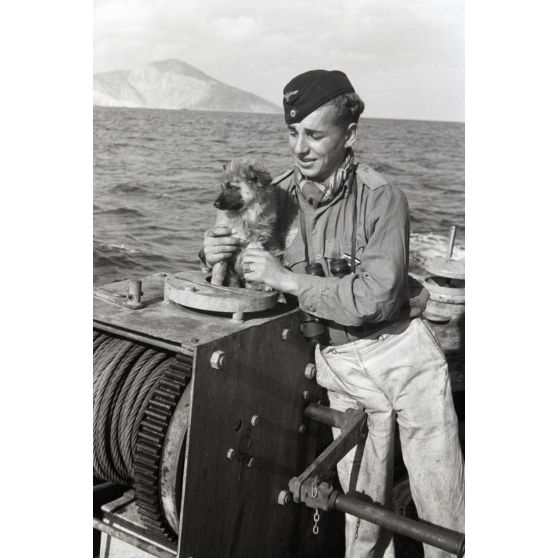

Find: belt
<box><xmin>325</xmin><ymin>318</ymin><xmax>412</xmax><ymax>347</ymax></box>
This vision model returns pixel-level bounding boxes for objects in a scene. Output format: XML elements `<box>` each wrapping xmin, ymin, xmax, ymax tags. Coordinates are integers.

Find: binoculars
<box><xmin>299</xmin><ymin>258</ymin><xmax>351</xmax><ymax>344</ymax></box>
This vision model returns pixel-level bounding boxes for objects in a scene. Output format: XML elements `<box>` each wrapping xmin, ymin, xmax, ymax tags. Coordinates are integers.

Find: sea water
<box><xmin>94</xmin><ymin>107</ymin><xmax>464</xmax><ymax>286</ymax></box>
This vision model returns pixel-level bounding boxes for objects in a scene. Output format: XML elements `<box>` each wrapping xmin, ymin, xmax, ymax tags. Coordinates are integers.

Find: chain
<box><xmin>354</xmin><ymin>518</ymin><xmax>360</xmax><ymax>540</ymax></box>
<box><xmin>311</xmin><ymin>479</ymin><xmax>320</xmax><ymax>535</ymax></box>
<box><xmin>313</xmin><ymin>508</ymin><xmax>320</xmax><ymax>535</ymax></box>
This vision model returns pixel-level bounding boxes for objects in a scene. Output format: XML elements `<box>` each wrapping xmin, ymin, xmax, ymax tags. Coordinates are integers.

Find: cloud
<box><xmin>94</xmin><ymin>0</ymin><xmax>464</xmax><ymax>121</ymax></box>
<box><xmin>212</xmin><ymin>15</ymin><xmax>257</xmax><ymax>42</ymax></box>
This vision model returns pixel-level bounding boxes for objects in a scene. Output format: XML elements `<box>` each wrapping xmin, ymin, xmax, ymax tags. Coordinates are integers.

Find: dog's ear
<box><xmin>246</xmin><ymin>164</ymin><xmax>258</xmax><ymax>183</ymax></box>
<box><xmin>246</xmin><ymin>164</ymin><xmax>272</xmax><ymax>186</ymax></box>
<box><xmin>222</xmin><ymin>163</ymin><xmax>227</xmax><ymax>170</ymax></box>
<box><xmin>248</xmin><ymin>165</ymin><xmax>272</xmax><ymax>187</ymax></box>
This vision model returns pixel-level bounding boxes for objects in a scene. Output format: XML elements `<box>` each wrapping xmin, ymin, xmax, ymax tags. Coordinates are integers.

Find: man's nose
<box><xmin>293</xmin><ymin>134</ymin><xmax>309</xmax><ymax>156</ymax></box>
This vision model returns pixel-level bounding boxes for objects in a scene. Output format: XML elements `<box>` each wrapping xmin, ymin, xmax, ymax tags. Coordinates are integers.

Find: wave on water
<box><xmin>110</xmin><ymin>182</ymin><xmax>150</xmax><ymax>194</ymax></box>
<box><xmin>372</xmin><ymin>161</ymin><xmax>406</xmax><ymax>176</ymax></box>
<box><xmin>93</xmin><ymin>207</ymin><xmax>145</xmax><ymax>218</ymax></box>
<box><xmin>93</xmin><ymin>239</ymin><xmax>142</xmax><ymax>255</ymax></box>
<box><xmin>410</xmin><ymin>232</ymin><xmax>464</xmax><ymax>277</ymax></box>
<box><xmin>93</xmin><ymin>239</ymin><xmax>189</xmax><ymax>285</ymax></box>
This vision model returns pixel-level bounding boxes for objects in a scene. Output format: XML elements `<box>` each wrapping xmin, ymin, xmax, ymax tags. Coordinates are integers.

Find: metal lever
<box><xmin>333</xmin><ymin>493</ymin><xmax>464</xmax><ymax>557</ymax></box>
<box><xmin>289</xmin><ymin>406</ymin><xmax>367</xmax><ymax>503</ymax></box>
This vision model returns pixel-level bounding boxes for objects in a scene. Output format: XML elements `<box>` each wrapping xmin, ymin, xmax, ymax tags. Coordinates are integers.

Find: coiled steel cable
<box><xmin>93</xmin><ymin>330</ymin><xmax>173</xmax><ymax>485</ymax></box>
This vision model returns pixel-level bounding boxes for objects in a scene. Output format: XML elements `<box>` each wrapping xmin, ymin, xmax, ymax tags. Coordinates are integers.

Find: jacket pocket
<box><xmin>323</xmin><ymin>238</ymin><xmax>363</xmax><ymax>275</ymax></box>
<box><xmin>417</xmin><ymin>318</ymin><xmax>447</xmax><ymax>363</ymax></box>
<box><xmin>283</xmin><ymin>232</ymin><xmax>306</xmax><ymax>271</ymax></box>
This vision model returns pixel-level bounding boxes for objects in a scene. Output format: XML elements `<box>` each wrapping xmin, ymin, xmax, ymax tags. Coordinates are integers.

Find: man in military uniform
<box><xmin>203</xmin><ymin>69</ymin><xmax>464</xmax><ymax>558</ymax></box>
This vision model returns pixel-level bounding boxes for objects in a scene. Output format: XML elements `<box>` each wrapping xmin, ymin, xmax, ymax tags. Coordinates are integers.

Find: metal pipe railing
<box><xmin>333</xmin><ymin>493</ymin><xmax>464</xmax><ymax>557</ymax></box>
<box><xmin>303</xmin><ymin>402</ymin><xmax>348</xmax><ymax>428</ymax></box>
<box><xmin>93</xmin><ymin>518</ymin><xmax>176</xmax><ymax>558</ymax></box>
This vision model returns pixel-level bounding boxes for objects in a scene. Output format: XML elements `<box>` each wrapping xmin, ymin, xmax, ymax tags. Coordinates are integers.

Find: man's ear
<box><xmin>344</xmin><ymin>123</ymin><xmax>358</xmax><ymax>149</ymax></box>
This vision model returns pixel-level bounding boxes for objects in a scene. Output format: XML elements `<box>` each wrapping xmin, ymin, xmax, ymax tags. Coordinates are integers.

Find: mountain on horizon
<box><xmin>93</xmin><ymin>59</ymin><xmax>281</xmax><ymax>114</ymax></box>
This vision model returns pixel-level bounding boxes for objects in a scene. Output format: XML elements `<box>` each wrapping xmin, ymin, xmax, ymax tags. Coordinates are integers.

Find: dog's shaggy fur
<box><xmin>211</xmin><ymin>157</ymin><xmax>278</xmax><ymax>287</ymax></box>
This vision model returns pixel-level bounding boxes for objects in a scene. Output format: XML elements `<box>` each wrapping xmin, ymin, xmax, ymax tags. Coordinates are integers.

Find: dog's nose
<box><xmin>213</xmin><ymin>199</ymin><xmax>222</xmax><ymax>209</ymax></box>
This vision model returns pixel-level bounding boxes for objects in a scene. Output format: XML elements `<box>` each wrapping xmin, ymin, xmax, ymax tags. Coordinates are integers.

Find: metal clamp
<box><xmin>288</xmin><ymin>406</ymin><xmax>367</xmax><ymax>504</ymax></box>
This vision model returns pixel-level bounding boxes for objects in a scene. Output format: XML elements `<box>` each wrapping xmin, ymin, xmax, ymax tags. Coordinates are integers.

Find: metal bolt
<box><xmin>210</xmin><ymin>350</ymin><xmax>225</xmax><ymax>370</ymax></box>
<box><xmin>281</xmin><ymin>328</ymin><xmax>292</xmax><ymax>340</ymax></box>
<box><xmin>126</xmin><ymin>279</ymin><xmax>143</xmax><ymax>308</ymax></box>
<box><xmin>232</xmin><ymin>311</ymin><xmax>244</xmax><ymax>321</ymax></box>
<box><xmin>250</xmin><ymin>415</ymin><xmax>259</xmax><ymax>426</ymax></box>
<box><xmin>226</xmin><ymin>448</ymin><xmax>235</xmax><ymax>460</ymax></box>
<box><xmin>247</xmin><ymin>457</ymin><xmax>255</xmax><ymax>468</ymax></box>
<box><xmin>304</xmin><ymin>363</ymin><xmax>317</xmax><ymax>380</ymax></box>
<box><xmin>302</xmin><ymin>390</ymin><xmax>310</xmax><ymax>400</ymax></box>
<box><xmin>298</xmin><ymin>424</ymin><xmax>306</xmax><ymax>434</ymax></box>
<box><xmin>277</xmin><ymin>490</ymin><xmax>292</xmax><ymax>505</ymax></box>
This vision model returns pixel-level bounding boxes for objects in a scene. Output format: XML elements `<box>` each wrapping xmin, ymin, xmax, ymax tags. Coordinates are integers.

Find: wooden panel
<box><xmin>178</xmin><ymin>311</ymin><xmax>335</xmax><ymax>558</ymax></box>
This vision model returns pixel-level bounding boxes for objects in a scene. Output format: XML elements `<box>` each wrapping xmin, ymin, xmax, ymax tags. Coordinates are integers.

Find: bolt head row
<box><xmin>227</xmin><ymin>449</ymin><xmax>256</xmax><ymax>468</ymax></box>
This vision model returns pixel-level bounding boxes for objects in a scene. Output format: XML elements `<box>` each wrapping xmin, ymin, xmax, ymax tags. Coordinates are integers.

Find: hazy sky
<box><xmin>94</xmin><ymin>0</ymin><xmax>464</xmax><ymax>122</ymax></box>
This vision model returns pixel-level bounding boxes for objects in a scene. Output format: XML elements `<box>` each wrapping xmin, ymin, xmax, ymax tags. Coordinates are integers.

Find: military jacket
<box><xmin>275</xmin><ymin>164</ymin><xmax>410</xmax><ymax>345</ymax></box>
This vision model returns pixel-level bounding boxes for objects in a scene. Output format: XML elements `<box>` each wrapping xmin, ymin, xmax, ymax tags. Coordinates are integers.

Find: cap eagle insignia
<box><xmin>283</xmin><ymin>89</ymin><xmax>299</xmax><ymax>103</ymax></box>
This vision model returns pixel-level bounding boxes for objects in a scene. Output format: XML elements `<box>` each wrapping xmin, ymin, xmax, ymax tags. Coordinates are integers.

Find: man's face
<box><xmin>287</xmin><ymin>104</ymin><xmax>356</xmax><ymax>183</ymax></box>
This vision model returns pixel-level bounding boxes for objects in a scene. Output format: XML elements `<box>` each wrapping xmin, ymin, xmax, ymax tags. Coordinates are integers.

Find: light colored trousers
<box><xmin>315</xmin><ymin>318</ymin><xmax>464</xmax><ymax>558</ymax></box>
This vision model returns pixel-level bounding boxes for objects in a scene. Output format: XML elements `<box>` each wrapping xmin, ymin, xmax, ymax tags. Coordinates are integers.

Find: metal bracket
<box><xmin>288</xmin><ymin>405</ymin><xmax>367</xmax><ymax>504</ymax></box>
<box><xmin>94</xmin><ymin>276</ymin><xmax>166</xmax><ymax>310</ymax></box>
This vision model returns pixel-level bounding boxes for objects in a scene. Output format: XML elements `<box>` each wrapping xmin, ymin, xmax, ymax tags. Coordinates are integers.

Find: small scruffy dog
<box><xmin>211</xmin><ymin>157</ymin><xmax>278</xmax><ymax>288</ymax></box>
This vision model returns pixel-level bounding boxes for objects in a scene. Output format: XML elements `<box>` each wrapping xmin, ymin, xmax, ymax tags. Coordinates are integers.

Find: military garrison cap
<box><xmin>282</xmin><ymin>69</ymin><xmax>355</xmax><ymax>124</ymax></box>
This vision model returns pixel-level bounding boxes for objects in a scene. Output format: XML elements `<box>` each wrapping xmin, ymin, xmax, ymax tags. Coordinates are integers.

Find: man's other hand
<box><xmin>203</xmin><ymin>227</ymin><xmax>241</xmax><ymax>267</ymax></box>
<box><xmin>242</xmin><ymin>246</ymin><xmax>299</xmax><ymax>294</ymax></box>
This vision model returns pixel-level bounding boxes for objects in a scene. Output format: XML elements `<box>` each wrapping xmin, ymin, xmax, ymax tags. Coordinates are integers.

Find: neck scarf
<box><xmin>294</xmin><ymin>149</ymin><xmax>355</xmax><ymax>208</ymax></box>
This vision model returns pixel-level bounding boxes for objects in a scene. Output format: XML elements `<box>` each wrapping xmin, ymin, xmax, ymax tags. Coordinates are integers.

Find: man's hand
<box><xmin>203</xmin><ymin>227</ymin><xmax>241</xmax><ymax>267</ymax></box>
<box><xmin>242</xmin><ymin>247</ymin><xmax>300</xmax><ymax>294</ymax></box>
